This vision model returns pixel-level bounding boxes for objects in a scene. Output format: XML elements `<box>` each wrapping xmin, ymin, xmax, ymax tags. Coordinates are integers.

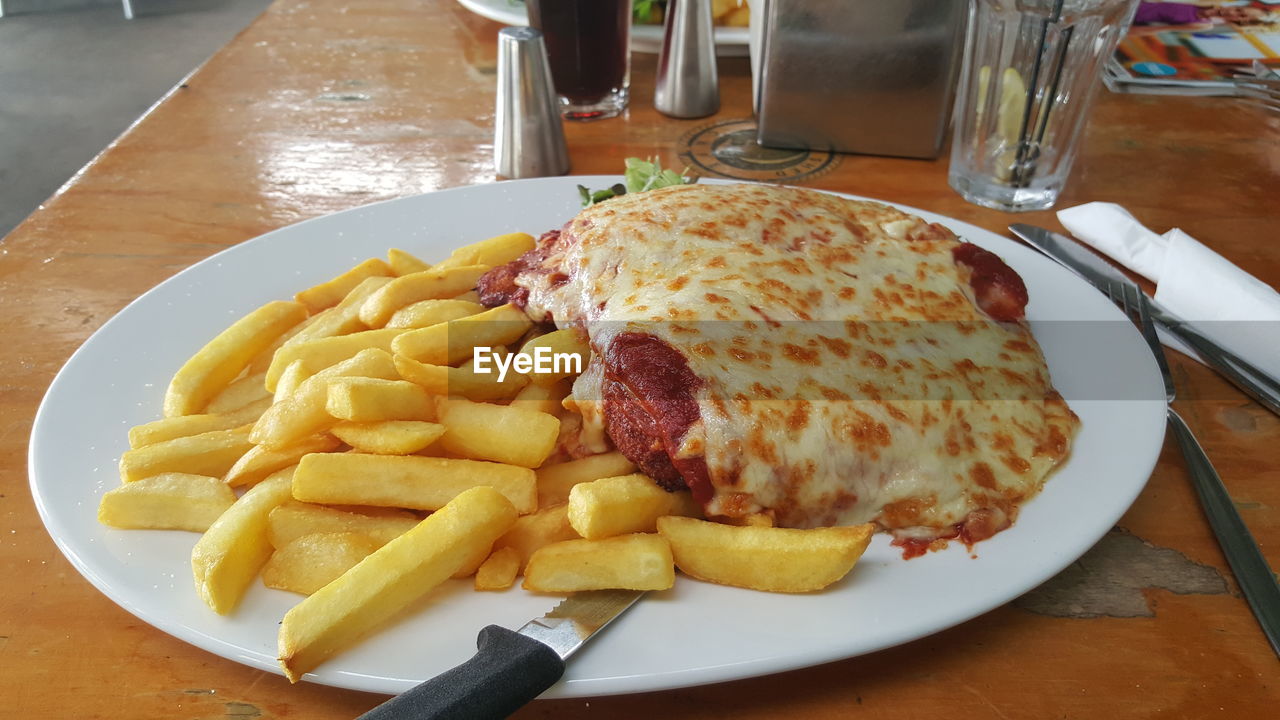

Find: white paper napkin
<box><xmin>1057</xmin><ymin>202</ymin><xmax>1280</xmax><ymax>382</ymax></box>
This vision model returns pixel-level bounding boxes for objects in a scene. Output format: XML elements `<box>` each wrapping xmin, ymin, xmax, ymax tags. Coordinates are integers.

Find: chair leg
<box><xmin>123</xmin><ymin>0</ymin><xmax>134</xmax><ymax>20</ymax></box>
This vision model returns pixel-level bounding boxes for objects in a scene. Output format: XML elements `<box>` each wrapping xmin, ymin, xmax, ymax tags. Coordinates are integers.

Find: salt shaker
<box><xmin>654</xmin><ymin>0</ymin><xmax>720</xmax><ymax>118</ymax></box>
<box><xmin>494</xmin><ymin>27</ymin><xmax>570</xmax><ymax>178</ymax></box>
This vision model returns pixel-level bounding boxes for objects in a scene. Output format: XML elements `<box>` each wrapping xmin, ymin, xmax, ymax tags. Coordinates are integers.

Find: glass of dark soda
<box><xmin>526</xmin><ymin>0</ymin><xmax>632</xmax><ymax>120</ymax></box>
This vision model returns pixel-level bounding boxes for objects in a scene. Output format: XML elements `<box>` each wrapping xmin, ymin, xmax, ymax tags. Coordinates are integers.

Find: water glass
<box><xmin>948</xmin><ymin>0</ymin><xmax>1139</xmax><ymax>212</ymax></box>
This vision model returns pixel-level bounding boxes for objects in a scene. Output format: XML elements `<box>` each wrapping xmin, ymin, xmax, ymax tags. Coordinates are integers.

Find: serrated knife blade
<box><xmin>359</xmin><ymin>590</ymin><xmax>645</xmax><ymax>720</ymax></box>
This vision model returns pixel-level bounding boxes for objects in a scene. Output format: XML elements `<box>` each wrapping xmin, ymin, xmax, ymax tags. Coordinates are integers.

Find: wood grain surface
<box><xmin>1</xmin><ymin>1</ymin><xmax>1276</xmax><ymax>717</ymax></box>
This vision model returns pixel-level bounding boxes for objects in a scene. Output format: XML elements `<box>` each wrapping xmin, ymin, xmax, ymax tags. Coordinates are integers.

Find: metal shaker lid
<box><xmin>655</xmin><ymin>0</ymin><xmax>720</xmax><ymax>118</ymax></box>
<box><xmin>494</xmin><ymin>26</ymin><xmax>570</xmax><ymax>178</ymax></box>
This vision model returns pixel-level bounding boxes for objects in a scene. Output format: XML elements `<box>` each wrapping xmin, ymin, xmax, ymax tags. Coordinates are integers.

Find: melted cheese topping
<box><xmin>520</xmin><ymin>184</ymin><xmax>1078</xmax><ymax>537</ymax></box>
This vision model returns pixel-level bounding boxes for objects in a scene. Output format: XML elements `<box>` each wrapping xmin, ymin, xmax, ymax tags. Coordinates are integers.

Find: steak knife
<box><xmin>1009</xmin><ymin>223</ymin><xmax>1280</xmax><ymax>418</ymax></box>
<box><xmin>358</xmin><ymin>589</ymin><xmax>645</xmax><ymax>720</ymax></box>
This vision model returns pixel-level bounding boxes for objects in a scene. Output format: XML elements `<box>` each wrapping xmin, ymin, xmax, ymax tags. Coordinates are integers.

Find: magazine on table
<box><xmin>1105</xmin><ymin>0</ymin><xmax>1280</xmax><ymax>95</ymax></box>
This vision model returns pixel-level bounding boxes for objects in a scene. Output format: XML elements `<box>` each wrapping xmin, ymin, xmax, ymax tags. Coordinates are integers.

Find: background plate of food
<box><xmin>456</xmin><ymin>0</ymin><xmax>753</xmax><ymax>55</ymax></box>
<box><xmin>30</xmin><ymin>176</ymin><xmax>1166</xmax><ymax>697</ymax></box>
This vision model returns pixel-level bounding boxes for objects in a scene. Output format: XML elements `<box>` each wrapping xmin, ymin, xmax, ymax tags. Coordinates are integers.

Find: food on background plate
<box><xmin>95</xmin><ymin>176</ymin><xmax>1075</xmax><ymax>681</ymax></box>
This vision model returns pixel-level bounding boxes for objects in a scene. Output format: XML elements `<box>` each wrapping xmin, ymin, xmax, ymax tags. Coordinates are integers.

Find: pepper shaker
<box><xmin>494</xmin><ymin>27</ymin><xmax>570</xmax><ymax>178</ymax></box>
<box><xmin>654</xmin><ymin>0</ymin><xmax>720</xmax><ymax>118</ymax></box>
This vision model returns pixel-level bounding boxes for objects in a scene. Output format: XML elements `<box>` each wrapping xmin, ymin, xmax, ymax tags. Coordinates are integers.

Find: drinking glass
<box><xmin>948</xmin><ymin>0</ymin><xmax>1139</xmax><ymax>212</ymax></box>
<box><xmin>526</xmin><ymin>0</ymin><xmax>633</xmax><ymax>120</ymax></box>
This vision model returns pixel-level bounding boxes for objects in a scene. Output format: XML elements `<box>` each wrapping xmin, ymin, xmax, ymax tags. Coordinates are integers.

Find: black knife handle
<box><xmin>358</xmin><ymin>625</ymin><xmax>565</xmax><ymax>720</ymax></box>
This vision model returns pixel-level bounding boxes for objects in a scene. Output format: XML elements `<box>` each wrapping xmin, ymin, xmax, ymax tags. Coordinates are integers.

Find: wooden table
<box><xmin>2</xmin><ymin>1</ymin><xmax>1276</xmax><ymax>717</ymax></box>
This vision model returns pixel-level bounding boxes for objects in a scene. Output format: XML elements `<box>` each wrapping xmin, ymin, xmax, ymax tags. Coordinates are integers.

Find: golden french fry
<box><xmin>277</xmin><ymin>486</ymin><xmax>517</xmax><ymax>682</ymax></box>
<box><xmin>330</xmin><ymin>420</ymin><xmax>445</xmax><ymax>455</ymax></box>
<box><xmin>453</xmin><ymin>290</ymin><xmax>482</xmax><ymax>303</ymax></box>
<box><xmin>191</xmin><ymin>469</ymin><xmax>295</xmax><ymax>614</ymax></box>
<box><xmin>535</xmin><ymin>451</ymin><xmax>637</xmax><ymax>508</ymax></box>
<box><xmin>325</xmin><ymin>377</ymin><xmax>435</xmax><ymax>422</ymax></box>
<box><xmin>474</xmin><ymin>546</ymin><xmax>520</xmax><ymax>591</ymax></box>
<box><xmin>268</xmin><ymin>502</ymin><xmax>419</xmax><ymax>548</ymax></box>
<box><xmin>224</xmin><ymin>434</ymin><xmax>339</xmax><ymax>488</ymax></box>
<box><xmin>523</xmin><ymin>533</ymin><xmax>674</xmax><ymax>592</ymax></box>
<box><xmin>97</xmin><ymin>473</ymin><xmax>236</xmax><ymax>532</ymax></box>
<box><xmin>436</xmin><ymin>397</ymin><xmax>560</xmax><ymax>468</ymax></box>
<box><xmin>656</xmin><ymin>516</ymin><xmax>874</xmax><ymax>593</ymax></box>
<box><xmin>295</xmin><ymin>258</ymin><xmax>394</xmax><ymax>314</ymax></box>
<box><xmin>119</xmin><ymin>427</ymin><xmax>254</xmax><ymax>483</ymax></box>
<box><xmin>509</xmin><ymin>378</ymin><xmax>573</xmax><ymax>416</ymax></box>
<box><xmin>711</xmin><ymin>0</ymin><xmax>739</xmax><ymax>20</ymax></box>
<box><xmin>273</xmin><ymin>359</ymin><xmax>312</xmax><ymax>402</ymax></box>
<box><xmin>433</xmin><ymin>232</ymin><xmax>535</xmax><ymax>271</ymax></box>
<box><xmin>244</xmin><ymin>313</ymin><xmax>314</xmax><ymax>375</ymax></box>
<box><xmin>394</xmin><ymin>353</ymin><xmax>528</xmax><ymax>403</ymax></box>
<box><xmin>266</xmin><ymin>328</ymin><xmax>405</xmax><ymax>392</ymax></box>
<box><xmin>358</xmin><ymin>265</ymin><xmax>489</xmax><ymax>329</ymax></box>
<box><xmin>262</xmin><ymin>531</ymin><xmax>381</xmax><ymax>595</ymax></box>
<box><xmin>204</xmin><ymin>370</ymin><xmax>272</xmax><ymax>414</ymax></box>
<box><xmin>386</xmin><ymin>299</ymin><xmax>485</xmax><ymax>330</ymax></box>
<box><xmin>249</xmin><ymin>348</ymin><xmax>399</xmax><ymax>448</ymax></box>
<box><xmin>391</xmin><ymin>303</ymin><xmax>532</xmax><ymax>366</ymax></box>
<box><xmin>515</xmin><ymin>329</ymin><xmax>590</xmax><ymax>385</ymax></box>
<box><xmin>568</xmin><ymin>474</ymin><xmax>700</xmax><ymax>539</ymax></box>
<box><xmin>286</xmin><ymin>276</ymin><xmax>392</xmax><ymax>346</ymax></box>
<box><xmin>387</xmin><ymin>248</ymin><xmax>431</xmax><ymax>276</ymax></box>
<box><xmin>164</xmin><ymin>300</ymin><xmax>308</xmax><ymax>417</ymax></box>
<box><xmin>128</xmin><ymin>399</ymin><xmax>269</xmax><ymax>448</ymax></box>
<box><xmin>292</xmin><ymin>452</ymin><xmax>536</xmax><ymax>514</ymax></box>
<box><xmin>493</xmin><ymin>503</ymin><xmax>578</xmax><ymax>570</ymax></box>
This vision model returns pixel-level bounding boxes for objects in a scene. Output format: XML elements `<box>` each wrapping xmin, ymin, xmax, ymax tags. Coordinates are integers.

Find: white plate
<box><xmin>30</xmin><ymin>176</ymin><xmax>1167</xmax><ymax>698</ymax></box>
<box><xmin>456</xmin><ymin>0</ymin><xmax>751</xmax><ymax>55</ymax></box>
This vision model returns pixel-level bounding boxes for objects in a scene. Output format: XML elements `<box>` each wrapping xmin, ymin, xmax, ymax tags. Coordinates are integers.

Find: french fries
<box><xmin>190</xmin><ymin>470</ymin><xmax>296</xmax><ymax>614</ymax></box>
<box><xmin>391</xmin><ymin>303</ymin><xmax>533</xmax><ymax>366</ymax></box>
<box><xmin>224</xmin><ymin>433</ymin><xmax>341</xmax><ymax>488</ymax></box>
<box><xmin>119</xmin><ymin>427</ymin><xmax>254</xmax><ymax>482</ymax></box>
<box><xmin>272</xmin><ymin>360</ymin><xmax>312</xmax><ymax>402</ymax></box>
<box><xmin>358</xmin><ymin>265</ymin><xmax>489</xmax><ymax>329</ymax></box>
<box><xmin>523</xmin><ymin>533</ymin><xmax>675</xmax><ymax>592</ymax></box>
<box><xmin>515</xmin><ymin>329</ymin><xmax>590</xmax><ymax>385</ymax></box>
<box><xmin>330</xmin><ymin>420</ymin><xmax>445</xmax><ymax>455</ymax></box>
<box><xmin>386</xmin><ymin>298</ymin><xmax>484</xmax><ymax>330</ymax></box>
<box><xmin>204</xmin><ymin>370</ymin><xmax>272</xmax><ymax>414</ymax></box>
<box><xmin>535</xmin><ymin>451</ymin><xmax>637</xmax><ymax>507</ymax></box>
<box><xmin>325</xmin><ymin>377</ymin><xmax>435</xmax><ymax>422</ymax></box>
<box><xmin>493</xmin><ymin>503</ymin><xmax>578</xmax><ymax>570</ymax></box>
<box><xmin>292</xmin><ymin>452</ymin><xmax>537</xmax><ymax>514</ymax></box>
<box><xmin>567</xmin><ymin>473</ymin><xmax>700</xmax><ymax>539</ymax></box>
<box><xmin>98</xmin><ymin>473</ymin><xmax>236</xmax><ymax>532</ymax></box>
<box><xmin>656</xmin><ymin>516</ymin><xmax>874</xmax><ymax>593</ymax></box>
<box><xmin>265</xmin><ymin>328</ymin><xmax>405</xmax><ymax>391</ymax></box>
<box><xmin>286</xmin><ymin>276</ymin><xmax>391</xmax><ymax>346</ymax></box>
<box><xmin>474</xmin><ymin>546</ymin><xmax>520</xmax><ymax>591</ymax></box>
<box><xmin>164</xmin><ymin>300</ymin><xmax>308</xmax><ymax>417</ymax></box>
<box><xmin>268</xmin><ymin>502</ymin><xmax>419</xmax><ymax>548</ymax></box>
<box><xmin>387</xmin><ymin>248</ymin><xmax>431</xmax><ymax>276</ymax></box>
<box><xmin>295</xmin><ymin>258</ymin><xmax>394</xmax><ymax>314</ymax></box>
<box><xmin>262</xmin><ymin>531</ymin><xmax>381</xmax><ymax>595</ymax></box>
<box><xmin>432</xmin><ymin>232</ymin><xmax>534</xmax><ymax>271</ymax></box>
<box><xmin>394</xmin><ymin>353</ymin><xmax>529</xmax><ymax>403</ymax></box>
<box><xmin>278</xmin><ymin>486</ymin><xmax>517</xmax><ymax>682</ymax></box>
<box><xmin>250</xmin><ymin>348</ymin><xmax>399</xmax><ymax>448</ymax></box>
<box><xmin>509</xmin><ymin>378</ymin><xmax>573</xmax><ymax>416</ymax></box>
<box><xmin>127</xmin><ymin>399</ymin><xmax>268</xmax><ymax>448</ymax></box>
<box><xmin>436</xmin><ymin>397</ymin><xmax>560</xmax><ymax>468</ymax></box>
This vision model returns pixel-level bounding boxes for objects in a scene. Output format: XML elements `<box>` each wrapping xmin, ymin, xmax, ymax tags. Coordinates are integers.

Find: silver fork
<box><xmin>1108</xmin><ymin>281</ymin><xmax>1280</xmax><ymax>657</ymax></box>
<box><xmin>1234</xmin><ymin>80</ymin><xmax>1280</xmax><ymax>114</ymax></box>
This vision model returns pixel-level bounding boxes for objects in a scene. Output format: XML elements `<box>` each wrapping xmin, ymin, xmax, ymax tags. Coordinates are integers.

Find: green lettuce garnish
<box><xmin>578</xmin><ymin>157</ymin><xmax>698</xmax><ymax>208</ymax></box>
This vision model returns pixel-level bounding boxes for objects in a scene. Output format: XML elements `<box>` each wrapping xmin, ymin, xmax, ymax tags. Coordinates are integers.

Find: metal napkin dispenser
<box><xmin>755</xmin><ymin>0</ymin><xmax>966</xmax><ymax>159</ymax></box>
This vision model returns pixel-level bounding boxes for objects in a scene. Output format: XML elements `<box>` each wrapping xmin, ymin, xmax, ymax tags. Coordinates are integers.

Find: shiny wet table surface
<box><xmin>1</xmin><ymin>0</ymin><xmax>1277</xmax><ymax>717</ymax></box>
